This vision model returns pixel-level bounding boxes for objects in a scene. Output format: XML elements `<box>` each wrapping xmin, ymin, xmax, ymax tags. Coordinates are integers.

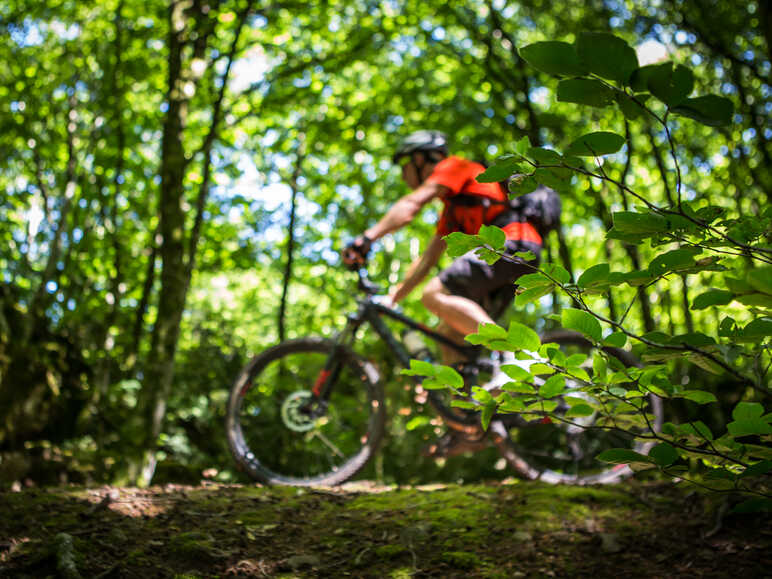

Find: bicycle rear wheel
<box><xmin>491</xmin><ymin>330</ymin><xmax>663</xmax><ymax>484</ymax></box>
<box><xmin>225</xmin><ymin>338</ymin><xmax>385</xmax><ymax>486</ymax></box>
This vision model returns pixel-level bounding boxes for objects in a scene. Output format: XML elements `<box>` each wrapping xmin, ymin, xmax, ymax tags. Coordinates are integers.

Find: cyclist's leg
<box><xmin>422</xmin><ymin>240</ymin><xmax>541</xmax><ymax>336</ymax></box>
<box><xmin>422</xmin><ymin>277</ymin><xmax>494</xmax><ymax>337</ymax></box>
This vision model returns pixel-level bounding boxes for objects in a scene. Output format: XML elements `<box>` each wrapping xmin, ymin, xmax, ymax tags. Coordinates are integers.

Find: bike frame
<box><xmin>311</xmin><ymin>292</ymin><xmax>478</xmax><ymax>402</ymax></box>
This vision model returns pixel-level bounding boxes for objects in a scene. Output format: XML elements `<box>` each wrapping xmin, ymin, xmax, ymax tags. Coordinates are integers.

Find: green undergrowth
<box><xmin>0</xmin><ymin>480</ymin><xmax>769</xmax><ymax>578</ymax></box>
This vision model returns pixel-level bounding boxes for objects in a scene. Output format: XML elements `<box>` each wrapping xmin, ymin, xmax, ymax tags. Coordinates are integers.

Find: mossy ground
<box><xmin>0</xmin><ymin>480</ymin><xmax>769</xmax><ymax>577</ymax></box>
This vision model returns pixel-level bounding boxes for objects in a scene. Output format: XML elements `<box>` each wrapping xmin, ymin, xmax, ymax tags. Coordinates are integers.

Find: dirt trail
<box><xmin>1</xmin><ymin>480</ymin><xmax>769</xmax><ymax>577</ymax></box>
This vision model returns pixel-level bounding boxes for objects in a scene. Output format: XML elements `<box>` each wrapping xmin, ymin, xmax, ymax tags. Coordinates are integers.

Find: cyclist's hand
<box><xmin>342</xmin><ymin>235</ymin><xmax>372</xmax><ymax>270</ymax></box>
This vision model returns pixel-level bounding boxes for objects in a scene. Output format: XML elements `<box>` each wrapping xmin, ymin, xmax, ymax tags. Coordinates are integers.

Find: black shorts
<box><xmin>438</xmin><ymin>240</ymin><xmax>542</xmax><ymax>320</ymax></box>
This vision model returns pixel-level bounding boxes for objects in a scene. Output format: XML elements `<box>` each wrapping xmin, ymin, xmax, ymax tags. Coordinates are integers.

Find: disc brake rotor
<box><xmin>281</xmin><ymin>390</ymin><xmax>317</xmax><ymax>432</ymax></box>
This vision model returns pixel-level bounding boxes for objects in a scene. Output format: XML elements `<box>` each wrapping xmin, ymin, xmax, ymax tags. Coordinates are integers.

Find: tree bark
<box><xmin>278</xmin><ymin>141</ymin><xmax>305</xmax><ymax>342</ymax></box>
<box><xmin>134</xmin><ymin>0</ymin><xmax>252</xmax><ymax>486</ymax></box>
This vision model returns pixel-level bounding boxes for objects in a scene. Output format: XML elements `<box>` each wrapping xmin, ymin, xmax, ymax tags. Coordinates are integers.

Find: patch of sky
<box><xmin>251</xmin><ymin>14</ymin><xmax>268</xmax><ymax>28</ymax></box>
<box><xmin>230</xmin><ymin>45</ymin><xmax>271</xmax><ymax>93</ymax></box>
<box><xmin>46</xmin><ymin>281</ymin><xmax>58</xmax><ymax>293</ymax></box>
<box><xmin>487</xmin><ymin>144</ymin><xmax>499</xmax><ymax>157</ymax></box>
<box><xmin>528</xmin><ymin>86</ymin><xmax>550</xmax><ymax>107</ymax></box>
<box><xmin>431</xmin><ymin>28</ymin><xmax>446</xmax><ymax>41</ymax></box>
<box><xmin>721</xmin><ymin>82</ymin><xmax>736</xmax><ymax>95</ymax></box>
<box><xmin>293</xmin><ymin>71</ymin><xmax>312</xmax><ymax>88</ymax></box>
<box><xmin>743</xmin><ymin>128</ymin><xmax>756</xmax><ymax>141</ymax></box>
<box><xmin>691</xmin><ymin>54</ymin><xmax>703</xmax><ymax>66</ymax></box>
<box><xmin>262</xmin><ymin>129</ymin><xmax>279</xmax><ymax>148</ymax></box>
<box><xmin>335</xmin><ymin>184</ymin><xmax>362</xmax><ymax>203</ymax></box>
<box><xmin>484</xmin><ymin>108</ymin><xmax>494</xmax><ymax>118</ymax></box>
<box><xmin>160</xmin><ymin>102</ymin><xmax>169</xmax><ymax>113</ymax></box>
<box><xmin>636</xmin><ymin>39</ymin><xmax>667</xmax><ymax>66</ymax></box>
<box><xmin>505</xmin><ymin>114</ymin><xmax>515</xmax><ymax>125</ymax></box>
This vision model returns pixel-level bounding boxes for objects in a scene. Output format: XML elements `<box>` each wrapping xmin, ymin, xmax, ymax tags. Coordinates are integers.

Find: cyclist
<box><xmin>343</xmin><ymin>130</ymin><xmax>543</xmax><ymax>455</ymax></box>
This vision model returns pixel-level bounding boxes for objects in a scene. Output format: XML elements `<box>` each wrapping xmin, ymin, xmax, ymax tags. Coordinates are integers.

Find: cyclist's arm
<box><xmin>389</xmin><ymin>235</ymin><xmax>446</xmax><ymax>304</ymax></box>
<box><xmin>364</xmin><ymin>182</ymin><xmax>446</xmax><ymax>241</ymax></box>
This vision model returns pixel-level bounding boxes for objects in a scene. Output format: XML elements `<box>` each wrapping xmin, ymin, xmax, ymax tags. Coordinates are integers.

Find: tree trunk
<box><xmin>278</xmin><ymin>141</ymin><xmax>305</xmax><ymax>342</ymax></box>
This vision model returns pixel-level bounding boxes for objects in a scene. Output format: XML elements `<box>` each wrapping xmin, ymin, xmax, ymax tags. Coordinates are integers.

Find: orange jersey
<box><xmin>427</xmin><ymin>156</ymin><xmax>541</xmax><ymax>244</ymax></box>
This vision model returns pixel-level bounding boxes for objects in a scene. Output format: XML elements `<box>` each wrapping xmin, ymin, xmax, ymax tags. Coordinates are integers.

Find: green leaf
<box><xmin>565</xmin><ymin>404</ymin><xmax>595</xmax><ymax>418</ymax></box>
<box><xmin>671</xmin><ymin>95</ymin><xmax>734</xmax><ymax>126</ymax></box>
<box><xmin>603</xmin><ymin>332</ymin><xmax>627</xmax><ymax>348</ymax></box>
<box><xmin>565</xmin><ymin>132</ymin><xmax>626</xmax><ymax>157</ymax></box>
<box><xmin>691</xmin><ymin>289</ymin><xmax>734</xmax><ymax>310</ymax></box>
<box><xmin>732</xmin><ymin>401</ymin><xmax>764</xmax><ymax>421</ymax></box>
<box><xmin>539</xmin><ymin>374</ymin><xmax>566</xmax><ymax>398</ymax></box>
<box><xmin>478</xmin><ymin>225</ymin><xmax>506</xmax><ymax>251</ymax></box>
<box><xmin>677</xmin><ymin>390</ymin><xmax>717</xmax><ymax>404</ymax></box>
<box><xmin>450</xmin><ymin>400</ymin><xmax>477</xmax><ymax>410</ymax></box>
<box><xmin>577</xmin><ymin>263</ymin><xmax>611</xmax><ymax>289</ymax></box>
<box><xmin>615</xmin><ymin>92</ymin><xmax>649</xmax><ymax>120</ymax></box>
<box><xmin>507</xmin><ymin>321</ymin><xmax>541</xmax><ymax>352</ymax></box>
<box><xmin>481</xmin><ymin>401</ymin><xmax>496</xmax><ymax>431</ymax></box>
<box><xmin>401</xmin><ymin>359</ymin><xmax>436</xmax><ymax>377</ymax></box>
<box><xmin>474</xmin><ymin>247</ymin><xmax>502</xmax><ymax>265</ymax></box>
<box><xmin>679</xmin><ymin>421</ymin><xmax>714</xmax><ymax>441</ymax></box>
<box><xmin>466</xmin><ymin>323</ymin><xmax>507</xmax><ymax>346</ymax></box>
<box><xmin>741</xmin><ymin>319</ymin><xmax>772</xmax><ymax>340</ymax></box>
<box><xmin>562</xmin><ymin>308</ymin><xmax>603</xmax><ymax>342</ymax></box>
<box><xmin>514</xmin><ymin>136</ymin><xmax>531</xmax><ymax>156</ymax></box>
<box><xmin>630</xmin><ymin>63</ymin><xmax>667</xmax><ymax>92</ymax></box>
<box><xmin>727</xmin><ymin>419</ymin><xmax>772</xmax><ymax>437</ymax></box>
<box><xmin>632</xmin><ymin>62</ymin><xmax>694</xmax><ymax>107</ymax></box>
<box><xmin>747</xmin><ymin>266</ymin><xmax>772</xmax><ymax>295</ymax></box>
<box><xmin>610</xmin><ymin>211</ymin><xmax>669</xmax><ymax>235</ymax></box>
<box><xmin>527</xmin><ymin>147</ymin><xmax>563</xmax><ymax>164</ymax></box>
<box><xmin>596</xmin><ymin>448</ymin><xmax>654</xmax><ymax>464</ymax></box>
<box><xmin>436</xmin><ymin>366</ymin><xmax>465</xmax><ymax>389</ymax></box>
<box><xmin>648</xmin><ymin>248</ymin><xmax>699</xmax><ymax>275</ymax></box>
<box><xmin>501</xmin><ymin>364</ymin><xmax>532</xmax><ymax>381</ymax></box>
<box><xmin>565</xmin><ymin>353</ymin><xmax>588</xmax><ymax>367</ymax></box>
<box><xmin>519</xmin><ymin>41</ymin><xmax>588</xmax><ymax>76</ymax></box>
<box><xmin>476</xmin><ymin>158</ymin><xmax>523</xmax><ymax>183</ymax></box>
<box><xmin>507</xmin><ymin>174</ymin><xmax>540</xmax><ymax>197</ymax></box>
<box><xmin>444</xmin><ymin>232</ymin><xmax>482</xmax><ymax>258</ymax></box>
<box><xmin>502</xmin><ymin>381</ymin><xmax>536</xmax><ymax>394</ymax></box>
<box><xmin>576</xmin><ymin>32</ymin><xmax>638</xmax><ymax>84</ymax></box>
<box><xmin>515</xmin><ymin>285</ymin><xmax>553</xmax><ymax>307</ymax></box>
<box><xmin>557</xmin><ymin>78</ymin><xmax>616</xmax><ymax>108</ymax></box>
<box><xmin>649</xmin><ymin>443</ymin><xmax>679</xmax><ymax>467</ymax></box>
<box><xmin>543</xmin><ymin>263</ymin><xmax>571</xmax><ymax>284</ymax></box>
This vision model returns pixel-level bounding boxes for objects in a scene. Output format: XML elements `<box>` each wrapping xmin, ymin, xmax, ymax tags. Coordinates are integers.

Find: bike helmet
<box><xmin>392</xmin><ymin>130</ymin><xmax>448</xmax><ymax>163</ymax></box>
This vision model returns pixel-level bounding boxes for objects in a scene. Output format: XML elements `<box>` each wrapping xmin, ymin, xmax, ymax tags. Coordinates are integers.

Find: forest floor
<box><xmin>0</xmin><ymin>479</ymin><xmax>770</xmax><ymax>578</ymax></box>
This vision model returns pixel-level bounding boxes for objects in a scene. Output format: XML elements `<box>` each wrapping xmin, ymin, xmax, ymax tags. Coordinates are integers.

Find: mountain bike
<box><xmin>225</xmin><ymin>269</ymin><xmax>663</xmax><ymax>487</ymax></box>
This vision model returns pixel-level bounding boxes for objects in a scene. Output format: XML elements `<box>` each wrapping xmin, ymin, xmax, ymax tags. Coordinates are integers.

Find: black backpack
<box><xmin>507</xmin><ymin>184</ymin><xmax>562</xmax><ymax>237</ymax></box>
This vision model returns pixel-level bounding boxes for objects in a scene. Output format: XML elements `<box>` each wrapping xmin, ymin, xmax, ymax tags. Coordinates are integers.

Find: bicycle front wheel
<box><xmin>226</xmin><ymin>338</ymin><xmax>385</xmax><ymax>486</ymax></box>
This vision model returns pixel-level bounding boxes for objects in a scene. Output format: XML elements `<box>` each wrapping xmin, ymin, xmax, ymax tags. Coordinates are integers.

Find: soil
<box><xmin>0</xmin><ymin>479</ymin><xmax>770</xmax><ymax>578</ymax></box>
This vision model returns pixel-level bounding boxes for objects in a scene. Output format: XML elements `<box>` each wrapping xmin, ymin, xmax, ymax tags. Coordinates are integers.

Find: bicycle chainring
<box><xmin>280</xmin><ymin>390</ymin><xmax>317</xmax><ymax>432</ymax></box>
